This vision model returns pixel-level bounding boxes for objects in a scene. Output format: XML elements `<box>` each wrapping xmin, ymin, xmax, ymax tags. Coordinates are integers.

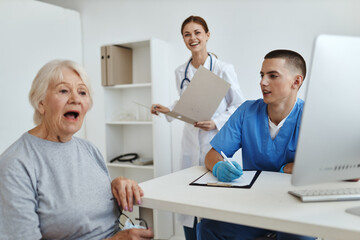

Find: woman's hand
<box><xmin>106</xmin><ymin>228</ymin><xmax>154</xmax><ymax>240</ymax></box>
<box><xmin>150</xmin><ymin>104</ymin><xmax>170</xmax><ymax>115</ymax></box>
<box><xmin>111</xmin><ymin>177</ymin><xmax>144</xmax><ymax>212</ymax></box>
<box><xmin>194</xmin><ymin>120</ymin><xmax>216</xmax><ymax>131</ymax></box>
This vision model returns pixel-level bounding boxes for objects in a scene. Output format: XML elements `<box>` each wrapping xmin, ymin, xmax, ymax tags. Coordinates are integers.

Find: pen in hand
<box><xmin>212</xmin><ymin>151</ymin><xmax>243</xmax><ymax>182</ymax></box>
<box><xmin>220</xmin><ymin>151</ymin><xmax>236</xmax><ymax>169</ymax></box>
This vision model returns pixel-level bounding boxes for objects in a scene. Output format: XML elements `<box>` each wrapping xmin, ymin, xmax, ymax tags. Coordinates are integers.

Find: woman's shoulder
<box><xmin>73</xmin><ymin>137</ymin><xmax>104</xmax><ymax>159</ymax></box>
<box><xmin>73</xmin><ymin>136</ymin><xmax>99</xmax><ymax>152</ymax></box>
<box><xmin>214</xmin><ymin>57</ymin><xmax>230</xmax><ymax>66</ymax></box>
<box><xmin>0</xmin><ymin>133</ymin><xmax>35</xmax><ymax>173</ymax></box>
<box><xmin>73</xmin><ymin>137</ymin><xmax>107</xmax><ymax>172</ymax></box>
<box><xmin>212</xmin><ymin>58</ymin><xmax>237</xmax><ymax>81</ymax></box>
<box><xmin>213</xmin><ymin>57</ymin><xmax>234</xmax><ymax>71</ymax></box>
<box><xmin>175</xmin><ymin>59</ymin><xmax>191</xmax><ymax>74</ymax></box>
<box><xmin>0</xmin><ymin>133</ymin><xmax>29</xmax><ymax>157</ymax></box>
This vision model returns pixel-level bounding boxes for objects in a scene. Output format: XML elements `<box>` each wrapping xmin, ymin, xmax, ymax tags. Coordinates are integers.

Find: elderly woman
<box><xmin>0</xmin><ymin>60</ymin><xmax>153</xmax><ymax>240</ymax></box>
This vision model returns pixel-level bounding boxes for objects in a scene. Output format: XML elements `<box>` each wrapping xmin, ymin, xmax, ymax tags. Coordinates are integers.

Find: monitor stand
<box><xmin>345</xmin><ymin>206</ymin><xmax>360</xmax><ymax>216</ymax></box>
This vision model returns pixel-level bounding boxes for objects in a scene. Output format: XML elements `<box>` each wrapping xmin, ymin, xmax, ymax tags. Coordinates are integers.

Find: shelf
<box><xmin>102</xmin><ymin>38</ymin><xmax>173</xmax><ymax>239</ymax></box>
<box><xmin>107</xmin><ymin>162</ymin><xmax>154</xmax><ymax>170</ymax></box>
<box><xmin>104</xmin><ymin>83</ymin><xmax>151</xmax><ymax>89</ymax></box>
<box><xmin>106</xmin><ymin>121</ymin><xmax>152</xmax><ymax>125</ymax></box>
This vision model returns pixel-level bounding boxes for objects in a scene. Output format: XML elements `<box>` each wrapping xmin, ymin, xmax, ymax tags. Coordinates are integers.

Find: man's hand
<box><xmin>212</xmin><ymin>161</ymin><xmax>243</xmax><ymax>182</ymax></box>
<box><xmin>282</xmin><ymin>163</ymin><xmax>294</xmax><ymax>174</ymax></box>
<box><xmin>111</xmin><ymin>177</ymin><xmax>144</xmax><ymax>212</ymax></box>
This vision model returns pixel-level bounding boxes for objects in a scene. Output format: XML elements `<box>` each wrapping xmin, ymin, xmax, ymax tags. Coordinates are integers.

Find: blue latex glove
<box><xmin>212</xmin><ymin>161</ymin><xmax>243</xmax><ymax>182</ymax></box>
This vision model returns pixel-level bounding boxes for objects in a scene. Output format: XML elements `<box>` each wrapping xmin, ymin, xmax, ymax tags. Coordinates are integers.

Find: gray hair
<box><xmin>29</xmin><ymin>59</ymin><xmax>93</xmax><ymax>125</ymax></box>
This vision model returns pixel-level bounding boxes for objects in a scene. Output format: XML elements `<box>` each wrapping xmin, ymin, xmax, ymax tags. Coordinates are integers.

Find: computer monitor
<box><xmin>292</xmin><ymin>34</ymin><xmax>360</xmax><ymax>186</ymax></box>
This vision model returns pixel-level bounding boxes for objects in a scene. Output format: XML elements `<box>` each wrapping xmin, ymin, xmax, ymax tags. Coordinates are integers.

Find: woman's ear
<box><xmin>38</xmin><ymin>101</ymin><xmax>45</xmax><ymax>115</ymax></box>
<box><xmin>206</xmin><ymin>31</ymin><xmax>210</xmax><ymax>41</ymax></box>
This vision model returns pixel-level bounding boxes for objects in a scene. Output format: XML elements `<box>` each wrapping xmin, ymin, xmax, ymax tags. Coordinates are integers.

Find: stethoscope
<box><xmin>180</xmin><ymin>53</ymin><xmax>213</xmax><ymax>90</ymax></box>
<box><xmin>110</xmin><ymin>153</ymin><xmax>139</xmax><ymax>163</ymax></box>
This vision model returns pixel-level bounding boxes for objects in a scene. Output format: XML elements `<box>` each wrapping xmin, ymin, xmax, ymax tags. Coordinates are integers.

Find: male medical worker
<box><xmin>197</xmin><ymin>50</ymin><xmax>317</xmax><ymax>240</ymax></box>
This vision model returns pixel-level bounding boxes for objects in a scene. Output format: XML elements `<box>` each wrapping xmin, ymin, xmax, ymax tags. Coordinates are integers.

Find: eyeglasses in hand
<box><xmin>117</xmin><ymin>211</ymin><xmax>148</xmax><ymax>230</ymax></box>
<box><xmin>112</xmin><ymin>198</ymin><xmax>148</xmax><ymax>230</ymax></box>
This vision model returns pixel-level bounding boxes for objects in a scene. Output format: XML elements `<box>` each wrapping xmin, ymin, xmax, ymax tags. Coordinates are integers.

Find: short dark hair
<box><xmin>265</xmin><ymin>49</ymin><xmax>306</xmax><ymax>80</ymax></box>
<box><xmin>181</xmin><ymin>16</ymin><xmax>209</xmax><ymax>35</ymax></box>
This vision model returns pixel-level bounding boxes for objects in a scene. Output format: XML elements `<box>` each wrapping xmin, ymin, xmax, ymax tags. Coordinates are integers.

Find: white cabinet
<box><xmin>102</xmin><ymin>39</ymin><xmax>173</xmax><ymax>239</ymax></box>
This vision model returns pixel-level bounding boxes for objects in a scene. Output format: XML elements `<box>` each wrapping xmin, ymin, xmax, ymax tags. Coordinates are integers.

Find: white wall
<box><xmin>39</xmin><ymin>0</ymin><xmax>360</xmax><ymax>171</ymax></box>
<box><xmin>19</xmin><ymin>0</ymin><xmax>360</xmax><ymax>238</ymax></box>
<box><xmin>0</xmin><ymin>0</ymin><xmax>82</xmax><ymax>153</ymax></box>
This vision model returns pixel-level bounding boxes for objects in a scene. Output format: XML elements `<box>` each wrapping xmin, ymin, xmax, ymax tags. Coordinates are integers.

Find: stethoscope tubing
<box><xmin>180</xmin><ymin>53</ymin><xmax>213</xmax><ymax>90</ymax></box>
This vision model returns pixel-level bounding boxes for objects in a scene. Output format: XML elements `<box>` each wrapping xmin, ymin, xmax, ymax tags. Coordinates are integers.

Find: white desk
<box><xmin>139</xmin><ymin>166</ymin><xmax>360</xmax><ymax>240</ymax></box>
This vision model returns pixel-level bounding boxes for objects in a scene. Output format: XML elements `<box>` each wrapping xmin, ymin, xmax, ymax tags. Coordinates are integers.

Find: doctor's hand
<box><xmin>194</xmin><ymin>120</ymin><xmax>216</xmax><ymax>131</ymax></box>
<box><xmin>212</xmin><ymin>161</ymin><xmax>243</xmax><ymax>182</ymax></box>
<box><xmin>151</xmin><ymin>104</ymin><xmax>170</xmax><ymax>115</ymax></box>
<box><xmin>111</xmin><ymin>176</ymin><xmax>144</xmax><ymax>212</ymax></box>
<box><xmin>106</xmin><ymin>228</ymin><xmax>154</xmax><ymax>240</ymax></box>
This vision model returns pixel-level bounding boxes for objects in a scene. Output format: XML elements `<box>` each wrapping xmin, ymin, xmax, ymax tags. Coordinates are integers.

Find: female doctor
<box><xmin>151</xmin><ymin>15</ymin><xmax>245</xmax><ymax>240</ymax></box>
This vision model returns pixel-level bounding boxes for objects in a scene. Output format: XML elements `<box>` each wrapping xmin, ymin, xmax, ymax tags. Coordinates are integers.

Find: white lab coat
<box><xmin>166</xmin><ymin>54</ymin><xmax>245</xmax><ymax>227</ymax></box>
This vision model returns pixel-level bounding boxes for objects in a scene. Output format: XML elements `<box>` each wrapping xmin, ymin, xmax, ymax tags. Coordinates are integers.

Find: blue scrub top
<box><xmin>210</xmin><ymin>98</ymin><xmax>304</xmax><ymax>171</ymax></box>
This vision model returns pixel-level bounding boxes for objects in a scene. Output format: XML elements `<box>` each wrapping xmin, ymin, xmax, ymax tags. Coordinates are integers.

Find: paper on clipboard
<box><xmin>166</xmin><ymin>65</ymin><xmax>230</xmax><ymax>124</ymax></box>
<box><xmin>190</xmin><ymin>170</ymin><xmax>261</xmax><ymax>188</ymax></box>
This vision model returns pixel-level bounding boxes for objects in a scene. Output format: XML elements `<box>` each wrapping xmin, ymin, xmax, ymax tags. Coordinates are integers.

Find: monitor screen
<box><xmin>292</xmin><ymin>34</ymin><xmax>360</xmax><ymax>186</ymax></box>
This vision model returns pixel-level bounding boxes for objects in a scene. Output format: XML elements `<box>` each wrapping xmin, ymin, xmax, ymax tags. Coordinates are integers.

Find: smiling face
<box><xmin>182</xmin><ymin>22</ymin><xmax>210</xmax><ymax>54</ymax></box>
<box><xmin>37</xmin><ymin>67</ymin><xmax>91</xmax><ymax>142</ymax></box>
<box><xmin>260</xmin><ymin>58</ymin><xmax>301</xmax><ymax>106</ymax></box>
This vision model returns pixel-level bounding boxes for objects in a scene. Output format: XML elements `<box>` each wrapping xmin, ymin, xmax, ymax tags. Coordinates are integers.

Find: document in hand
<box><xmin>166</xmin><ymin>65</ymin><xmax>230</xmax><ymax>124</ymax></box>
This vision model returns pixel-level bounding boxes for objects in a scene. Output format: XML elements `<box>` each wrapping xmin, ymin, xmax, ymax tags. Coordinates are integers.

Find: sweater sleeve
<box><xmin>0</xmin><ymin>156</ymin><xmax>42</xmax><ymax>240</ymax></box>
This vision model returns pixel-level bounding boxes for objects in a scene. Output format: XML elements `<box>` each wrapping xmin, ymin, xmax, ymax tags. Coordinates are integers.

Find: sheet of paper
<box><xmin>165</xmin><ymin>65</ymin><xmax>230</xmax><ymax>124</ymax></box>
<box><xmin>133</xmin><ymin>101</ymin><xmax>151</xmax><ymax>110</ymax></box>
<box><xmin>193</xmin><ymin>171</ymin><xmax>258</xmax><ymax>187</ymax></box>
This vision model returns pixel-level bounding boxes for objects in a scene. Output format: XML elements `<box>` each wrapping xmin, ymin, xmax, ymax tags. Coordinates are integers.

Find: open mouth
<box><xmin>190</xmin><ymin>42</ymin><xmax>199</xmax><ymax>46</ymax></box>
<box><xmin>64</xmin><ymin>111</ymin><xmax>79</xmax><ymax>120</ymax></box>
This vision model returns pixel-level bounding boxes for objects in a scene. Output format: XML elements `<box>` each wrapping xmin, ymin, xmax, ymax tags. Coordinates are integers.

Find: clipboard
<box><xmin>190</xmin><ymin>170</ymin><xmax>261</xmax><ymax>189</ymax></box>
<box><xmin>166</xmin><ymin>65</ymin><xmax>230</xmax><ymax>124</ymax></box>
